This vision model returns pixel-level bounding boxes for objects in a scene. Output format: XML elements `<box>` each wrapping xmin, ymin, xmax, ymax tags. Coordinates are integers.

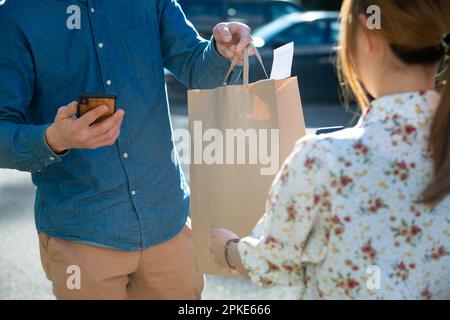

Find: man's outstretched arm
<box><xmin>157</xmin><ymin>0</ymin><xmax>251</xmax><ymax>90</ymax></box>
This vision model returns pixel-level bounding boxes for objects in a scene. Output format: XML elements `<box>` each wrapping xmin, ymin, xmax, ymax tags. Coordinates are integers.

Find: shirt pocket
<box><xmin>121</xmin><ymin>23</ymin><xmax>161</xmax><ymax>79</ymax></box>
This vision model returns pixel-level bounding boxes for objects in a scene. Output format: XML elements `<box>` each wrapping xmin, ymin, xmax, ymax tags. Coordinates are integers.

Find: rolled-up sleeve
<box><xmin>238</xmin><ymin>137</ymin><xmax>331</xmax><ymax>289</ymax></box>
<box><xmin>157</xmin><ymin>0</ymin><xmax>240</xmax><ymax>89</ymax></box>
<box><xmin>0</xmin><ymin>13</ymin><xmax>62</xmax><ymax>173</ymax></box>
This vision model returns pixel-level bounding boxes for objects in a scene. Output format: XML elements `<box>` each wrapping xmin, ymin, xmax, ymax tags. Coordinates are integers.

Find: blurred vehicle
<box><xmin>251</xmin><ymin>11</ymin><xmax>340</xmax><ymax>103</ymax></box>
<box><xmin>178</xmin><ymin>0</ymin><xmax>306</xmax><ymax>38</ymax></box>
<box><xmin>166</xmin><ymin>9</ymin><xmax>341</xmax><ymax>106</ymax></box>
<box><xmin>166</xmin><ymin>0</ymin><xmax>305</xmax><ymax>106</ymax></box>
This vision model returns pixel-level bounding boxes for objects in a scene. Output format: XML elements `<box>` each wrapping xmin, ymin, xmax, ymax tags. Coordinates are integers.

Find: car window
<box><xmin>269</xmin><ymin>3</ymin><xmax>301</xmax><ymax>20</ymax></box>
<box><xmin>274</xmin><ymin>20</ymin><xmax>329</xmax><ymax>46</ymax></box>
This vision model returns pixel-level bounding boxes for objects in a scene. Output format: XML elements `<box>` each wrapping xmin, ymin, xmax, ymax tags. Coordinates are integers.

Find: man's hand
<box><xmin>45</xmin><ymin>102</ymin><xmax>125</xmax><ymax>154</ymax></box>
<box><xmin>213</xmin><ymin>22</ymin><xmax>253</xmax><ymax>66</ymax></box>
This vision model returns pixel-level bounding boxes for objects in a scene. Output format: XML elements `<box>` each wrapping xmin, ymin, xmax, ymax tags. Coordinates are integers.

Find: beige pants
<box><xmin>38</xmin><ymin>224</ymin><xmax>204</xmax><ymax>300</ymax></box>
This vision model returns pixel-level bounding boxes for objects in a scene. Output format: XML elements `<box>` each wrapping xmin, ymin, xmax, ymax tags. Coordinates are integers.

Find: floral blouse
<box><xmin>238</xmin><ymin>91</ymin><xmax>450</xmax><ymax>300</ymax></box>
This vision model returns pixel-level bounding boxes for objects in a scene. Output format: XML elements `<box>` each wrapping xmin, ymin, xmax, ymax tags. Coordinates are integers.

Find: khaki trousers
<box><xmin>38</xmin><ymin>223</ymin><xmax>204</xmax><ymax>300</ymax></box>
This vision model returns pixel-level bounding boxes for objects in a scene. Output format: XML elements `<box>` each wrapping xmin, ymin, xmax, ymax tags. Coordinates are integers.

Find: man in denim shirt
<box><xmin>0</xmin><ymin>0</ymin><xmax>249</xmax><ymax>299</ymax></box>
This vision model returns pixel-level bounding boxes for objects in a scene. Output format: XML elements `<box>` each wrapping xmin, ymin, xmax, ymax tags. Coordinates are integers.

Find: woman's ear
<box><xmin>357</xmin><ymin>14</ymin><xmax>373</xmax><ymax>53</ymax></box>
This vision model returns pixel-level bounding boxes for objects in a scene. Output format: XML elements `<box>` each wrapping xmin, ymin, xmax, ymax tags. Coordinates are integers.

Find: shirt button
<box><xmin>131</xmin><ymin>190</ymin><xmax>136</xmax><ymax>196</ymax></box>
<box><xmin>49</xmin><ymin>156</ymin><xmax>55</xmax><ymax>161</ymax></box>
<box><xmin>106</xmin><ymin>80</ymin><xmax>112</xmax><ymax>86</ymax></box>
<box><xmin>123</xmin><ymin>153</ymin><xmax>129</xmax><ymax>159</ymax></box>
<box><xmin>91</xmin><ymin>8</ymin><xmax>95</xmax><ymax>13</ymax></box>
<box><xmin>98</xmin><ymin>42</ymin><xmax>104</xmax><ymax>48</ymax></box>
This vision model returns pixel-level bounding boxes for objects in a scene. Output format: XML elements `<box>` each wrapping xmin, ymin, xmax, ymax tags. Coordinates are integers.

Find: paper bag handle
<box><xmin>222</xmin><ymin>43</ymin><xmax>269</xmax><ymax>86</ymax></box>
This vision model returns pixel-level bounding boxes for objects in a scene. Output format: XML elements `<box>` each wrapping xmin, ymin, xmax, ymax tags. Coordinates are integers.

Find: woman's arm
<box><xmin>209</xmin><ymin>137</ymin><xmax>331</xmax><ymax>288</ymax></box>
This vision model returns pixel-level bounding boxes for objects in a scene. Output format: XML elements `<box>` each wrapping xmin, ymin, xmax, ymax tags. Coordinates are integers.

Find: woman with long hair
<box><xmin>210</xmin><ymin>0</ymin><xmax>450</xmax><ymax>299</ymax></box>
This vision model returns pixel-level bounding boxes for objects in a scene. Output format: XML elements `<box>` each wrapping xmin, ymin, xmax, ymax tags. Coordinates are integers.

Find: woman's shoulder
<box><xmin>291</xmin><ymin>127</ymin><xmax>367</xmax><ymax>162</ymax></box>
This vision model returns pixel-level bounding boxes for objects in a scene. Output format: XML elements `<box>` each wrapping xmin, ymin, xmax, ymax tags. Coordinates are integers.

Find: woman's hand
<box><xmin>209</xmin><ymin>228</ymin><xmax>239</xmax><ymax>271</ymax></box>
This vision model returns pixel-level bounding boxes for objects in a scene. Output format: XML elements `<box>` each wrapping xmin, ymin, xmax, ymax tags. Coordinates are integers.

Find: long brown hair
<box><xmin>337</xmin><ymin>0</ymin><xmax>450</xmax><ymax>206</ymax></box>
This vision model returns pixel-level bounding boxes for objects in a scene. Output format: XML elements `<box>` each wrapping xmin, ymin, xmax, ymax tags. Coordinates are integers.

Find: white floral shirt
<box><xmin>238</xmin><ymin>91</ymin><xmax>450</xmax><ymax>300</ymax></box>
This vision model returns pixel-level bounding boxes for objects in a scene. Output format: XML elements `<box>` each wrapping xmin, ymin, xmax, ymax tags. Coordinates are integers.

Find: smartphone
<box><xmin>77</xmin><ymin>93</ymin><xmax>117</xmax><ymax>124</ymax></box>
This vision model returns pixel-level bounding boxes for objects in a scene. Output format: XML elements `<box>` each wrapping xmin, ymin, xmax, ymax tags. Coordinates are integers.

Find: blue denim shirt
<box><xmin>0</xmin><ymin>0</ymin><xmax>238</xmax><ymax>250</ymax></box>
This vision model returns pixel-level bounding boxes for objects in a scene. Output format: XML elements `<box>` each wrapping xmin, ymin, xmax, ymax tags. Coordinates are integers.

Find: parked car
<box><xmin>178</xmin><ymin>0</ymin><xmax>305</xmax><ymax>38</ymax></box>
<box><xmin>166</xmin><ymin>10</ymin><xmax>341</xmax><ymax>106</ymax></box>
<box><xmin>250</xmin><ymin>11</ymin><xmax>341</xmax><ymax>103</ymax></box>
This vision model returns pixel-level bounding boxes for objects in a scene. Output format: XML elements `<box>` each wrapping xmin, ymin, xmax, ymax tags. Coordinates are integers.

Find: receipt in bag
<box><xmin>270</xmin><ymin>42</ymin><xmax>294</xmax><ymax>80</ymax></box>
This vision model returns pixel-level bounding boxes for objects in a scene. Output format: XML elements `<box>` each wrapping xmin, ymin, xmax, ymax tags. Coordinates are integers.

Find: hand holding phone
<box><xmin>77</xmin><ymin>94</ymin><xmax>117</xmax><ymax>124</ymax></box>
<box><xmin>45</xmin><ymin>95</ymin><xmax>124</xmax><ymax>154</ymax></box>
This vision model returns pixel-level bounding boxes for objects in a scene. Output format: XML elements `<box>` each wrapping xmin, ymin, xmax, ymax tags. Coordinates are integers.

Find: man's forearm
<box><xmin>0</xmin><ymin>120</ymin><xmax>62</xmax><ymax>172</ymax></box>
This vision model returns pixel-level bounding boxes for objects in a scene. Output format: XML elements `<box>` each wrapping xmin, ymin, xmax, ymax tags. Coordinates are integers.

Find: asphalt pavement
<box><xmin>0</xmin><ymin>103</ymin><xmax>355</xmax><ymax>300</ymax></box>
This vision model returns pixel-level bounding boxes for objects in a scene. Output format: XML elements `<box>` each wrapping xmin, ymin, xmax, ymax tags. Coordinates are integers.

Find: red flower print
<box><xmin>282</xmin><ymin>263</ymin><xmax>301</xmax><ymax>273</ymax></box>
<box><xmin>391</xmin><ymin>124</ymin><xmax>417</xmax><ymax>144</ymax></box>
<box><xmin>334</xmin><ymin>273</ymin><xmax>361</xmax><ymax>296</ymax></box>
<box><xmin>426</xmin><ymin>245</ymin><xmax>449</xmax><ymax>261</ymax></box>
<box><xmin>331</xmin><ymin>173</ymin><xmax>354</xmax><ymax>194</ymax></box>
<box><xmin>259</xmin><ymin>277</ymin><xmax>274</xmax><ymax>287</ymax></box>
<box><xmin>391</xmin><ymin>220</ymin><xmax>422</xmax><ymax>246</ymax></box>
<box><xmin>360</xmin><ymin>196</ymin><xmax>388</xmax><ymax>215</ymax></box>
<box><xmin>265</xmin><ymin>236</ymin><xmax>278</xmax><ymax>246</ymax></box>
<box><xmin>390</xmin><ymin>261</ymin><xmax>411</xmax><ymax>282</ymax></box>
<box><xmin>345</xmin><ymin>260</ymin><xmax>359</xmax><ymax>271</ymax></box>
<box><xmin>347</xmin><ymin>279</ymin><xmax>360</xmax><ymax>289</ymax></box>
<box><xmin>267</xmin><ymin>261</ymin><xmax>280</xmax><ymax>272</ymax></box>
<box><xmin>410</xmin><ymin>205</ymin><xmax>422</xmax><ymax>217</ymax></box>
<box><xmin>369</xmin><ymin>197</ymin><xmax>388</xmax><ymax>214</ymax></box>
<box><xmin>341</xmin><ymin>176</ymin><xmax>353</xmax><ymax>187</ymax></box>
<box><xmin>329</xmin><ymin>214</ymin><xmax>349</xmax><ymax>238</ymax></box>
<box><xmin>304</xmin><ymin>157</ymin><xmax>316</xmax><ymax>170</ymax></box>
<box><xmin>405</xmin><ymin>125</ymin><xmax>417</xmax><ymax>135</ymax></box>
<box><xmin>361</xmin><ymin>240</ymin><xmax>377</xmax><ymax>261</ymax></box>
<box><xmin>411</xmin><ymin>225</ymin><xmax>421</xmax><ymax>236</ymax></box>
<box><xmin>279</xmin><ymin>165</ymin><xmax>289</xmax><ymax>183</ymax></box>
<box><xmin>314</xmin><ymin>194</ymin><xmax>321</xmax><ymax>204</ymax></box>
<box><xmin>387</xmin><ymin>160</ymin><xmax>416</xmax><ymax>182</ymax></box>
<box><xmin>421</xmin><ymin>288</ymin><xmax>432</xmax><ymax>300</ymax></box>
<box><xmin>286</xmin><ymin>204</ymin><xmax>297</xmax><ymax>222</ymax></box>
<box><xmin>353</xmin><ymin>142</ymin><xmax>369</xmax><ymax>156</ymax></box>
<box><xmin>338</xmin><ymin>157</ymin><xmax>352</xmax><ymax>167</ymax></box>
<box><xmin>331</xmin><ymin>215</ymin><xmax>341</xmax><ymax>225</ymax></box>
<box><xmin>314</xmin><ymin>191</ymin><xmax>332</xmax><ymax>213</ymax></box>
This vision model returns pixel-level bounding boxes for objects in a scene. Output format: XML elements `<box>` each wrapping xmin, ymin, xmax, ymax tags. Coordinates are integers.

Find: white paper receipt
<box><xmin>270</xmin><ymin>42</ymin><xmax>294</xmax><ymax>80</ymax></box>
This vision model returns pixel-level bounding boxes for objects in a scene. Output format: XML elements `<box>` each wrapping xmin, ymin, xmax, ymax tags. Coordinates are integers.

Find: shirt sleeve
<box><xmin>238</xmin><ymin>136</ymin><xmax>332</xmax><ymax>289</ymax></box>
<box><xmin>156</xmin><ymin>0</ymin><xmax>241</xmax><ymax>90</ymax></box>
<box><xmin>0</xmin><ymin>13</ymin><xmax>63</xmax><ymax>173</ymax></box>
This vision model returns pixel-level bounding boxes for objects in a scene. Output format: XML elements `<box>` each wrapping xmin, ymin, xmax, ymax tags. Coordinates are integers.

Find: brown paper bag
<box><xmin>188</xmin><ymin>46</ymin><xmax>306</xmax><ymax>276</ymax></box>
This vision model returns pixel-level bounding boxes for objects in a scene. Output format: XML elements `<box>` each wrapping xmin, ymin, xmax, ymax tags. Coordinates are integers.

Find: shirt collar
<box><xmin>362</xmin><ymin>90</ymin><xmax>440</xmax><ymax>125</ymax></box>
